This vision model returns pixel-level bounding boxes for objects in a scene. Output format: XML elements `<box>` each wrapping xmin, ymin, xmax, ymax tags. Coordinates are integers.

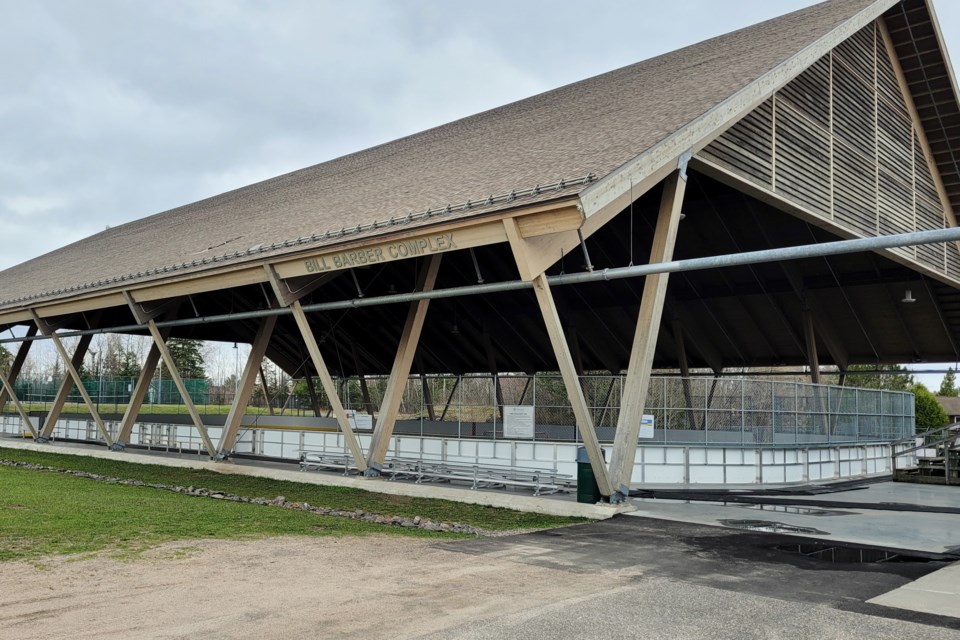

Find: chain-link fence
<box><xmin>2</xmin><ymin>372</ymin><xmax>914</xmax><ymax>445</ymax></box>
<box><xmin>335</xmin><ymin>374</ymin><xmax>914</xmax><ymax>445</ymax></box>
<box><xmin>5</xmin><ymin>375</ymin><xmax>227</xmax><ymax>417</ymax></box>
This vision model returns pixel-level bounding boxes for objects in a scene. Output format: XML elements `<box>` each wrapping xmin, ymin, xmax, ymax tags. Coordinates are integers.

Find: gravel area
<box><xmin>0</xmin><ymin>536</ymin><xmax>628</xmax><ymax>640</ymax></box>
<box><xmin>3</xmin><ymin>527</ymin><xmax>958</xmax><ymax>639</ymax></box>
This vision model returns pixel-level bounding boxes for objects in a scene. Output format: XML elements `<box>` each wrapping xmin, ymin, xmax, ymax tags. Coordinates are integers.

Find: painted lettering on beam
<box><xmin>304</xmin><ymin>233</ymin><xmax>457</xmax><ymax>273</ymax></box>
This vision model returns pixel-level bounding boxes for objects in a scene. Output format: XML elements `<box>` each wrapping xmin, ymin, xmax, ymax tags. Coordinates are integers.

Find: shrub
<box><xmin>912</xmin><ymin>383</ymin><xmax>948</xmax><ymax>432</ymax></box>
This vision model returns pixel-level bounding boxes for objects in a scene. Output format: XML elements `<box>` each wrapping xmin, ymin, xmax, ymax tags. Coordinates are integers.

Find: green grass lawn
<box><xmin>0</xmin><ymin>447</ymin><xmax>586</xmax><ymax>551</ymax></box>
<box><xmin>0</xmin><ymin>464</ymin><xmax>453</xmax><ymax>562</ymax></box>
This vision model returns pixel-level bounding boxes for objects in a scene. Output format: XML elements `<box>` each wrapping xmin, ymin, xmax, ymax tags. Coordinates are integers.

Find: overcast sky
<box><xmin>2</xmin><ymin>0</ymin><xmax>955</xmax><ymax>273</ymax></box>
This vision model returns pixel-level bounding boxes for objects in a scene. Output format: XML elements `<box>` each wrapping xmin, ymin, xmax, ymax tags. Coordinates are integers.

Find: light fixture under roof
<box><xmin>902</xmin><ymin>289</ymin><xmax>916</xmax><ymax>303</ymax></box>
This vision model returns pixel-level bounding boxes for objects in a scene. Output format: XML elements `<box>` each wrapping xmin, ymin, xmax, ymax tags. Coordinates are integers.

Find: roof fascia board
<box><xmin>131</xmin><ymin>266</ymin><xmax>266</xmax><ymax>304</ymax></box>
<box><xmin>578</xmin><ymin>0</ymin><xmax>898</xmax><ymax>220</ymax></box>
<box><xmin>0</xmin><ymin>310</ymin><xmax>34</xmax><ymax>326</ymax></box>
<box><xmin>17</xmin><ymin>199</ymin><xmax>577</xmax><ymax>312</ymax></box>
<box><xmin>33</xmin><ymin>293</ymin><xmax>127</xmax><ymax>320</ymax></box>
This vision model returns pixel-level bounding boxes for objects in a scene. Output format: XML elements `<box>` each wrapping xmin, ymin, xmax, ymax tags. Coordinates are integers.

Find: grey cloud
<box><xmin>2</xmin><ymin>0</ymin><xmax>957</xmax><ymax>272</ymax></box>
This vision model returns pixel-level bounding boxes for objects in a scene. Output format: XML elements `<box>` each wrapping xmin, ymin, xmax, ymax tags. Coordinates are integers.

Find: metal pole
<box><xmin>740</xmin><ymin>378</ymin><xmax>747</xmax><ymax>447</ymax></box>
<box><xmin>878</xmin><ymin>390</ymin><xmax>884</xmax><ymax>445</ymax></box>
<box><xmin>795</xmin><ymin>381</ymin><xmax>800</xmax><ymax>446</ymax></box>
<box><xmin>7</xmin><ymin>226</ymin><xmax>960</xmax><ymax>345</ymax></box>
<box><xmin>491</xmin><ymin>375</ymin><xmax>496</xmax><ymax>441</ymax></box>
<box><xmin>532</xmin><ymin>374</ymin><xmax>537</xmax><ymax>444</ymax></box>
<box><xmin>704</xmin><ymin>376</ymin><xmax>709</xmax><ymax>445</ymax></box>
<box><xmin>661</xmin><ymin>376</ymin><xmax>666</xmax><ymax>444</ymax></box>
<box><xmin>856</xmin><ymin>389</ymin><xmax>860</xmax><ymax>442</ymax></box>
<box><xmin>96</xmin><ymin>351</ymin><xmax>103</xmax><ymax>412</ymax></box>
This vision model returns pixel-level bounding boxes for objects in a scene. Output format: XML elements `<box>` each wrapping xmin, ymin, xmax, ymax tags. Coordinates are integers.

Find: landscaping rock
<box><xmin>0</xmin><ymin>459</ymin><xmax>486</xmax><ymax>536</ymax></box>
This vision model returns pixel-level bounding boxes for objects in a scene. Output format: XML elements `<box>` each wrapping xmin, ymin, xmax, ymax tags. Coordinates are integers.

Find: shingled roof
<box><xmin>0</xmin><ymin>0</ymin><xmax>950</xmax><ymax>311</ymax></box>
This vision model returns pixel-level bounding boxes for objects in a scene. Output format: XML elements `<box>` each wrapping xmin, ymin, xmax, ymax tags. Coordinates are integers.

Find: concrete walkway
<box><xmin>868</xmin><ymin>562</ymin><xmax>960</xmax><ymax>619</ymax></box>
<box><xmin>0</xmin><ymin>438</ymin><xmax>625</xmax><ymax>520</ymax></box>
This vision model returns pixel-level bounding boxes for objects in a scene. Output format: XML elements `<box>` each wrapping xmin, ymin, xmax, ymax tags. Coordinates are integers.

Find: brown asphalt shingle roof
<box><xmin>936</xmin><ymin>395</ymin><xmax>960</xmax><ymax>416</ymax></box>
<box><xmin>0</xmin><ymin>0</ymin><xmax>880</xmax><ymax>310</ymax></box>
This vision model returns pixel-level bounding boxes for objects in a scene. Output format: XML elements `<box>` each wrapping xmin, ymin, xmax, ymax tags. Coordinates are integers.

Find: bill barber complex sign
<box><xmin>273</xmin><ymin>219</ymin><xmax>511</xmax><ymax>279</ymax></box>
<box><xmin>303</xmin><ymin>232</ymin><xmax>457</xmax><ymax>273</ymax></box>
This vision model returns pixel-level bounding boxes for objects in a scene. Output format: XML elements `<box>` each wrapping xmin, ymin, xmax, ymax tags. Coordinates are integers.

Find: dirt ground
<box><xmin>0</xmin><ymin>536</ymin><xmax>634</xmax><ymax>640</ymax></box>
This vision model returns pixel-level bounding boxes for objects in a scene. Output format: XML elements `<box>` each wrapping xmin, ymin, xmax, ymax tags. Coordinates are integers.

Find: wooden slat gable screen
<box><xmin>700</xmin><ymin>20</ymin><xmax>959</xmax><ymax>285</ymax></box>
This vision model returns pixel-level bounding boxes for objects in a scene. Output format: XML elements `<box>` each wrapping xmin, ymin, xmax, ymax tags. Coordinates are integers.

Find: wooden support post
<box><xmin>608</xmin><ymin>168</ymin><xmax>687</xmax><ymax>496</ymax></box>
<box><xmin>595</xmin><ymin>377</ymin><xmax>617</xmax><ymax>429</ymax></box>
<box><xmin>33</xmin><ymin>314</ymin><xmax>114</xmax><ymax>447</ymax></box>
<box><xmin>802</xmin><ymin>308</ymin><xmax>821</xmax><ymax>384</ymax></box>
<box><xmin>0</xmin><ymin>325</ymin><xmax>37</xmax><ymax>414</ymax></box>
<box><xmin>518</xmin><ymin>377</ymin><xmax>533</xmax><ymax>405</ymax></box>
<box><xmin>531</xmin><ymin>274</ymin><xmax>614</xmax><ymax>496</ymax></box>
<box><xmin>803</xmin><ymin>307</ymin><xmax>830</xmax><ymax>435</ymax></box>
<box><xmin>420</xmin><ymin>371</ymin><xmax>436</xmax><ymax>421</ymax></box>
<box><xmin>0</xmin><ymin>366</ymin><xmax>38</xmax><ymax>438</ymax></box>
<box><xmin>38</xmin><ymin>334</ymin><xmax>93</xmax><ymax>439</ymax></box>
<box><xmin>568</xmin><ymin>325</ymin><xmax>586</xmax><ymax>377</ymax></box>
<box><xmin>504</xmin><ymin>214</ymin><xmax>613</xmax><ymax>495</ymax></box>
<box><xmin>495</xmin><ymin>375</ymin><xmax>504</xmax><ymax>420</ymax></box>
<box><xmin>115</xmin><ymin>302</ymin><xmax>178</xmax><ymax>447</ymax></box>
<box><xmin>218</xmin><ymin>317</ymin><xmax>277</xmax><ymax>455</ymax></box>
<box><xmin>144</xmin><ymin>320</ymin><xmax>216</xmax><ymax>454</ymax></box>
<box><xmin>482</xmin><ymin>329</ymin><xmax>504</xmax><ymax>420</ymax></box>
<box><xmin>351</xmin><ymin>343</ymin><xmax>375</xmax><ymax>420</ymax></box>
<box><xmin>358</xmin><ymin>374</ymin><xmax>374</xmax><ymax>418</ymax></box>
<box><xmin>438</xmin><ymin>376</ymin><xmax>460</xmax><ymax>422</ymax></box>
<box><xmin>366</xmin><ymin>255</ymin><xmax>442</xmax><ymax>471</ymax></box>
<box><xmin>291</xmin><ymin>300</ymin><xmax>368</xmax><ymax>470</ymax></box>
<box><xmin>673</xmin><ymin>318</ymin><xmax>697</xmax><ymax>430</ymax></box>
<box><xmin>304</xmin><ymin>374</ymin><xmax>322</xmax><ymax>417</ymax></box>
<box><xmin>264</xmin><ymin>265</ymin><xmax>340</xmax><ymax>308</ymax></box>
<box><xmin>259</xmin><ymin>366</ymin><xmax>275</xmax><ymax>416</ymax></box>
<box><xmin>269</xmin><ymin>263</ymin><xmax>365</xmax><ymax>459</ymax></box>
<box><xmin>115</xmin><ymin>340</ymin><xmax>163</xmax><ymax>445</ymax></box>
<box><xmin>668</xmin><ymin>299</ymin><xmax>724</xmax><ymax>375</ymax></box>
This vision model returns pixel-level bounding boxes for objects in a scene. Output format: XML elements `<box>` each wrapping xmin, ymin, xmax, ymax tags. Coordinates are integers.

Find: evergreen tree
<box><xmin>843</xmin><ymin>364</ymin><xmax>913</xmax><ymax>391</ymax></box>
<box><xmin>166</xmin><ymin>339</ymin><xmax>206</xmax><ymax>379</ymax></box>
<box><xmin>115</xmin><ymin>348</ymin><xmax>142</xmax><ymax>379</ymax></box>
<box><xmin>0</xmin><ymin>345</ymin><xmax>10</xmax><ymax>372</ymax></box>
<box><xmin>938</xmin><ymin>368</ymin><xmax>958</xmax><ymax>397</ymax></box>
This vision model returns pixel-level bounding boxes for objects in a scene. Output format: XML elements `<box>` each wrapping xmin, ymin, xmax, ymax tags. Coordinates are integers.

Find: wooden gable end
<box><xmin>699</xmin><ymin>18</ymin><xmax>960</xmax><ymax>286</ymax></box>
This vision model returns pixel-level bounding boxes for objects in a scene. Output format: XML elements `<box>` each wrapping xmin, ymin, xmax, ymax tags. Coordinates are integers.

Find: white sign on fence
<box><xmin>503</xmin><ymin>405</ymin><xmax>535</xmax><ymax>439</ymax></box>
<box><xmin>345</xmin><ymin>410</ymin><xmax>374</xmax><ymax>430</ymax></box>
<box><xmin>639</xmin><ymin>414</ymin><xmax>655</xmax><ymax>439</ymax></box>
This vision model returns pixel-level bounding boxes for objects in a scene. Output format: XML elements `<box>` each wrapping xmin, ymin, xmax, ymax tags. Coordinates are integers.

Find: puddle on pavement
<box><xmin>717</xmin><ymin>519</ymin><xmax>828</xmax><ymax>535</ymax></box>
<box><xmin>775</xmin><ymin>542</ymin><xmax>934</xmax><ymax>564</ymax></box>
<box><xmin>740</xmin><ymin>503</ymin><xmax>852</xmax><ymax>516</ymax></box>
<box><xmin>634</xmin><ymin>498</ymin><xmax>852</xmax><ymax>516</ymax></box>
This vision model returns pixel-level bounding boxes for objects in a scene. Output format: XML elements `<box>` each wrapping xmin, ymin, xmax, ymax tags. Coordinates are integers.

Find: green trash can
<box><xmin>576</xmin><ymin>446</ymin><xmax>604</xmax><ymax>504</ymax></box>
